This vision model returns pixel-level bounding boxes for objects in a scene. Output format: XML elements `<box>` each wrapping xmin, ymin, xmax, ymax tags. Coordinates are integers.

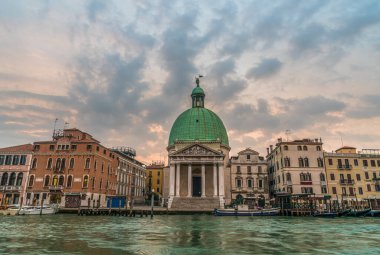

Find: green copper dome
<box><xmin>168</xmin><ymin>108</ymin><xmax>229</xmax><ymax>146</ymax></box>
<box><xmin>168</xmin><ymin>77</ymin><xmax>229</xmax><ymax>147</ymax></box>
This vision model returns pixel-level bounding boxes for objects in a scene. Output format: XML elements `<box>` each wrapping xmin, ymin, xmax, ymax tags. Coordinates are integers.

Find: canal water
<box><xmin>0</xmin><ymin>215</ymin><xmax>379</xmax><ymax>255</ymax></box>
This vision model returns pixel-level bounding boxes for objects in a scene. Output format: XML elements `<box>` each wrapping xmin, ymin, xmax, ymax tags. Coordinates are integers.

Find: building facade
<box><xmin>146</xmin><ymin>161</ymin><xmax>164</xmax><ymax>196</ymax></box>
<box><xmin>267</xmin><ymin>138</ymin><xmax>327</xmax><ymax>200</ymax></box>
<box><xmin>324</xmin><ymin>146</ymin><xmax>380</xmax><ymax>208</ymax></box>
<box><xmin>26</xmin><ymin>128</ymin><xmax>118</xmax><ymax>208</ymax></box>
<box><xmin>0</xmin><ymin>144</ymin><xmax>33</xmax><ymax>206</ymax></box>
<box><xmin>229</xmin><ymin>148</ymin><xmax>269</xmax><ymax>207</ymax></box>
<box><xmin>165</xmin><ymin>78</ymin><xmax>231</xmax><ymax>209</ymax></box>
<box><xmin>113</xmin><ymin>147</ymin><xmax>146</xmax><ymax>204</ymax></box>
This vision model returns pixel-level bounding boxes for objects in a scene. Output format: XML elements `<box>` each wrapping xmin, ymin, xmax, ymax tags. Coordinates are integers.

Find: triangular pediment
<box><xmin>170</xmin><ymin>143</ymin><xmax>224</xmax><ymax>157</ymax></box>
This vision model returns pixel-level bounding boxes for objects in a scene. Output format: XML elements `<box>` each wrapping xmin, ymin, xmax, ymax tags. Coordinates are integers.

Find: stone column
<box><xmin>169</xmin><ymin>163</ymin><xmax>175</xmax><ymax>197</ymax></box>
<box><xmin>218</xmin><ymin>163</ymin><xmax>225</xmax><ymax>197</ymax></box>
<box><xmin>187</xmin><ymin>164</ymin><xmax>192</xmax><ymax>197</ymax></box>
<box><xmin>175</xmin><ymin>163</ymin><xmax>180</xmax><ymax>197</ymax></box>
<box><xmin>201</xmin><ymin>164</ymin><xmax>206</xmax><ymax>197</ymax></box>
<box><xmin>213</xmin><ymin>163</ymin><xmax>218</xmax><ymax>197</ymax></box>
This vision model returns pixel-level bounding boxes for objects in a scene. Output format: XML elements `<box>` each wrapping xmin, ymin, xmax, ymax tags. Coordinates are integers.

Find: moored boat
<box><xmin>18</xmin><ymin>205</ymin><xmax>58</xmax><ymax>215</ymax></box>
<box><xmin>214</xmin><ymin>207</ymin><xmax>281</xmax><ymax>216</ymax></box>
<box><xmin>364</xmin><ymin>210</ymin><xmax>380</xmax><ymax>217</ymax></box>
<box><xmin>344</xmin><ymin>208</ymin><xmax>371</xmax><ymax>217</ymax></box>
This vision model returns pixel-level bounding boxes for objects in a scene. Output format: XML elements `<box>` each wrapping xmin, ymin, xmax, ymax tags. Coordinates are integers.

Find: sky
<box><xmin>1</xmin><ymin>0</ymin><xmax>380</xmax><ymax>164</ymax></box>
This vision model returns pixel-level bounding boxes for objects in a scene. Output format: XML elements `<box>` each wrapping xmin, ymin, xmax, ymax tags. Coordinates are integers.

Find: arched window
<box><xmin>320</xmin><ymin>173</ymin><xmax>326</xmax><ymax>181</ymax></box>
<box><xmin>16</xmin><ymin>173</ymin><xmax>23</xmax><ymax>186</ymax></box>
<box><xmin>9</xmin><ymin>172</ymin><xmax>16</xmax><ymax>186</ymax></box>
<box><xmin>298</xmin><ymin>158</ymin><xmax>304</xmax><ymax>167</ymax></box>
<box><xmin>69</xmin><ymin>158</ymin><xmax>74</xmax><ymax>169</ymax></box>
<box><xmin>44</xmin><ymin>175</ymin><xmax>50</xmax><ymax>187</ymax></box>
<box><xmin>284</xmin><ymin>145</ymin><xmax>288</xmax><ymax>151</ymax></box>
<box><xmin>32</xmin><ymin>158</ymin><xmax>37</xmax><ymax>169</ymax></box>
<box><xmin>58</xmin><ymin>175</ymin><xmax>64</xmax><ymax>186</ymax></box>
<box><xmin>303</xmin><ymin>146</ymin><xmax>308</xmax><ymax>151</ymax></box>
<box><xmin>236</xmin><ymin>178</ymin><xmax>242</xmax><ymax>188</ymax></box>
<box><xmin>304</xmin><ymin>157</ymin><xmax>309</xmax><ymax>167</ymax></box>
<box><xmin>52</xmin><ymin>175</ymin><xmax>58</xmax><ymax>186</ymax></box>
<box><xmin>47</xmin><ymin>158</ymin><xmax>53</xmax><ymax>169</ymax></box>
<box><xmin>297</xmin><ymin>146</ymin><xmax>302</xmax><ymax>151</ymax></box>
<box><xmin>56</xmin><ymin>158</ymin><xmax>61</xmax><ymax>170</ymax></box>
<box><xmin>61</xmin><ymin>158</ymin><xmax>66</xmax><ymax>170</ymax></box>
<box><xmin>92</xmin><ymin>177</ymin><xmax>96</xmax><ymax>189</ymax></box>
<box><xmin>317</xmin><ymin>146</ymin><xmax>321</xmax><ymax>151</ymax></box>
<box><xmin>28</xmin><ymin>175</ymin><xmax>34</xmax><ymax>187</ymax></box>
<box><xmin>284</xmin><ymin>157</ymin><xmax>291</xmax><ymax>167</ymax></box>
<box><xmin>83</xmin><ymin>175</ymin><xmax>89</xmax><ymax>188</ymax></box>
<box><xmin>67</xmin><ymin>175</ymin><xmax>73</xmax><ymax>188</ymax></box>
<box><xmin>286</xmin><ymin>173</ymin><xmax>292</xmax><ymax>182</ymax></box>
<box><xmin>1</xmin><ymin>172</ymin><xmax>8</xmax><ymax>185</ymax></box>
<box><xmin>317</xmin><ymin>158</ymin><xmax>324</xmax><ymax>167</ymax></box>
<box><xmin>247</xmin><ymin>178</ymin><xmax>253</xmax><ymax>188</ymax></box>
<box><xmin>85</xmin><ymin>158</ymin><xmax>90</xmax><ymax>169</ymax></box>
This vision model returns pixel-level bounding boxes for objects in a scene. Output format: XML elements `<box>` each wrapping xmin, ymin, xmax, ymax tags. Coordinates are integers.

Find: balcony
<box><xmin>300</xmin><ymin>181</ymin><xmax>313</xmax><ymax>185</ymax></box>
<box><xmin>337</xmin><ymin>165</ymin><xmax>352</xmax><ymax>170</ymax></box>
<box><xmin>52</xmin><ymin>166</ymin><xmax>65</xmax><ymax>173</ymax></box>
<box><xmin>286</xmin><ymin>181</ymin><xmax>292</xmax><ymax>186</ymax></box>
<box><xmin>0</xmin><ymin>185</ymin><xmax>21</xmax><ymax>191</ymax></box>
<box><xmin>247</xmin><ymin>171</ymin><xmax>252</xmax><ymax>175</ymax></box>
<box><xmin>49</xmin><ymin>185</ymin><xmax>64</xmax><ymax>191</ymax></box>
<box><xmin>236</xmin><ymin>171</ymin><xmax>242</xmax><ymax>175</ymax></box>
<box><xmin>339</xmin><ymin>179</ymin><xmax>355</xmax><ymax>185</ymax></box>
<box><xmin>321</xmin><ymin>181</ymin><xmax>327</xmax><ymax>186</ymax></box>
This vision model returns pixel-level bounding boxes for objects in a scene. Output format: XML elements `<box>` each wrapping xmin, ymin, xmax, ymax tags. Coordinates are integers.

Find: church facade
<box><xmin>165</xmin><ymin>78</ymin><xmax>231</xmax><ymax>209</ymax></box>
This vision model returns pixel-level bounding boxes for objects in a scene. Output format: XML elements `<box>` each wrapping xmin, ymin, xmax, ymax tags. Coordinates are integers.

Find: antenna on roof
<box><xmin>285</xmin><ymin>129</ymin><xmax>291</xmax><ymax>142</ymax></box>
<box><xmin>340</xmin><ymin>135</ymin><xmax>344</xmax><ymax>147</ymax></box>
<box><xmin>64</xmin><ymin>122</ymin><xmax>70</xmax><ymax>129</ymax></box>
<box><xmin>53</xmin><ymin>118</ymin><xmax>58</xmax><ymax>139</ymax></box>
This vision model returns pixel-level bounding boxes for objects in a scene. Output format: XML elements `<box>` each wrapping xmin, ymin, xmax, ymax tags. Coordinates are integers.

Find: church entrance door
<box><xmin>192</xmin><ymin>176</ymin><xmax>201</xmax><ymax>197</ymax></box>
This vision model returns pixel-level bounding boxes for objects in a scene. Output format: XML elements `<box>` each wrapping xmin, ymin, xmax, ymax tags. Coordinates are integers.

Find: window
<box><xmin>16</xmin><ymin>173</ymin><xmax>23</xmax><ymax>186</ymax></box>
<box><xmin>377</xmin><ymin>160</ymin><xmax>380</xmax><ymax>167</ymax></box>
<box><xmin>20</xmin><ymin>155</ymin><xmax>26</xmax><ymax>165</ymax></box>
<box><xmin>363</xmin><ymin>160</ymin><xmax>368</xmax><ymax>167</ymax></box>
<box><xmin>85</xmin><ymin>158</ymin><xmax>90</xmax><ymax>169</ymax></box>
<box><xmin>99</xmin><ymin>178</ymin><xmax>103</xmax><ymax>189</ymax></box>
<box><xmin>0</xmin><ymin>155</ymin><xmax>4</xmax><ymax>165</ymax></box>
<box><xmin>286</xmin><ymin>173</ymin><xmax>292</xmax><ymax>182</ymax></box>
<box><xmin>349</xmin><ymin>187</ymin><xmax>354</xmax><ymax>196</ymax></box>
<box><xmin>52</xmin><ymin>175</ymin><xmax>58</xmax><ymax>186</ymax></box>
<box><xmin>236</xmin><ymin>178</ymin><xmax>242</xmax><ymax>188</ymax></box>
<box><xmin>157</xmin><ymin>171</ymin><xmax>160</xmax><ymax>176</ymax></box>
<box><xmin>44</xmin><ymin>175</ymin><xmax>50</xmax><ymax>187</ymax></box>
<box><xmin>371</xmin><ymin>160</ymin><xmax>376</xmax><ymax>167</ymax></box>
<box><xmin>49</xmin><ymin>145</ymin><xmax>55</xmax><ymax>151</ymax></box>
<box><xmin>47</xmin><ymin>158</ymin><xmax>53</xmax><ymax>169</ymax></box>
<box><xmin>83</xmin><ymin>175</ymin><xmax>89</xmax><ymax>188</ymax></box>
<box><xmin>32</xmin><ymin>158</ymin><xmax>37</xmax><ymax>169</ymax></box>
<box><xmin>67</xmin><ymin>175</ymin><xmax>73</xmax><ymax>188</ymax></box>
<box><xmin>71</xmin><ymin>145</ymin><xmax>77</xmax><ymax>150</ymax></box>
<box><xmin>247</xmin><ymin>179</ymin><xmax>253</xmax><ymax>188</ymax></box>
<box><xmin>354</xmin><ymin>159</ymin><xmax>358</xmax><ymax>166</ymax></box>
<box><xmin>87</xmin><ymin>145</ymin><xmax>92</xmax><ymax>151</ymax></box>
<box><xmin>337</xmin><ymin>159</ymin><xmax>342</xmax><ymax>168</ymax></box>
<box><xmin>28</xmin><ymin>175</ymin><xmax>34</xmax><ymax>187</ymax></box>
<box><xmin>101</xmin><ymin>162</ymin><xmax>104</xmax><ymax>173</ymax></box>
<box><xmin>339</xmin><ymin>174</ymin><xmax>344</xmax><ymax>180</ymax></box>
<box><xmin>237</xmin><ymin>166</ymin><xmax>241</xmax><ymax>173</ymax></box>
<box><xmin>375</xmin><ymin>185</ymin><xmax>380</xmax><ymax>192</ymax></box>
<box><xmin>316</xmin><ymin>146</ymin><xmax>321</xmax><ymax>151</ymax></box>
<box><xmin>330</xmin><ymin>173</ymin><xmax>335</xmax><ymax>180</ymax></box>
<box><xmin>12</xmin><ymin>155</ymin><xmax>20</xmax><ymax>165</ymax></box>
<box><xmin>320</xmin><ymin>173</ymin><xmax>325</xmax><ymax>181</ymax></box>
<box><xmin>303</xmin><ymin>146</ymin><xmax>308</xmax><ymax>151</ymax></box>
<box><xmin>61</xmin><ymin>158</ymin><xmax>66</xmax><ymax>170</ymax></box>
<box><xmin>259</xmin><ymin>179</ymin><xmax>263</xmax><ymax>188</ymax></box>
<box><xmin>365</xmin><ymin>172</ymin><xmax>369</xmax><ymax>179</ymax></box>
<box><xmin>69</xmin><ymin>158</ymin><xmax>74</xmax><ymax>169</ymax></box>
<box><xmin>1</xmin><ymin>172</ymin><xmax>8</xmax><ymax>185</ymax></box>
<box><xmin>328</xmin><ymin>159</ymin><xmax>333</xmax><ymax>166</ymax></box>
<box><xmin>341</xmin><ymin>187</ymin><xmax>346</xmax><ymax>195</ymax></box>
<box><xmin>356</xmin><ymin>174</ymin><xmax>361</xmax><ymax>181</ymax></box>
<box><xmin>284</xmin><ymin>157</ymin><xmax>291</xmax><ymax>167</ymax></box>
<box><xmin>58</xmin><ymin>176</ymin><xmax>64</xmax><ymax>186</ymax></box>
<box><xmin>301</xmin><ymin>187</ymin><xmax>313</xmax><ymax>194</ymax></box>
<box><xmin>34</xmin><ymin>145</ymin><xmax>40</xmax><ymax>151</ymax></box>
<box><xmin>298</xmin><ymin>158</ymin><xmax>304</xmax><ymax>167</ymax></box>
<box><xmin>5</xmin><ymin>155</ymin><xmax>12</xmax><ymax>165</ymax></box>
<box><xmin>157</xmin><ymin>187</ymin><xmax>160</xmax><ymax>193</ymax></box>
<box><xmin>157</xmin><ymin>179</ymin><xmax>160</xmax><ymax>185</ymax></box>
<box><xmin>321</xmin><ymin>186</ymin><xmax>327</xmax><ymax>194</ymax></box>
<box><xmin>247</xmin><ymin>166</ymin><xmax>252</xmax><ymax>174</ymax></box>
<box><xmin>284</xmin><ymin>145</ymin><xmax>288</xmax><ymax>151</ymax></box>
<box><xmin>246</xmin><ymin>154</ymin><xmax>251</xmax><ymax>160</ymax></box>
<box><xmin>358</xmin><ymin>187</ymin><xmax>363</xmax><ymax>195</ymax></box>
<box><xmin>317</xmin><ymin>158</ymin><xmax>324</xmax><ymax>167</ymax></box>
<box><xmin>56</xmin><ymin>158</ymin><xmax>61</xmax><ymax>170</ymax></box>
<box><xmin>373</xmin><ymin>172</ymin><xmax>377</xmax><ymax>179</ymax></box>
<box><xmin>300</xmin><ymin>173</ymin><xmax>312</xmax><ymax>181</ymax></box>
<box><xmin>91</xmin><ymin>177</ymin><xmax>96</xmax><ymax>189</ymax></box>
<box><xmin>304</xmin><ymin>158</ymin><xmax>309</xmax><ymax>167</ymax></box>
<box><xmin>367</xmin><ymin>184</ymin><xmax>371</xmax><ymax>192</ymax></box>
<box><xmin>297</xmin><ymin>146</ymin><xmax>302</xmax><ymax>151</ymax></box>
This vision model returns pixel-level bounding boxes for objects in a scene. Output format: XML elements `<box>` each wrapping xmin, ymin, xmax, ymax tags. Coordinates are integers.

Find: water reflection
<box><xmin>0</xmin><ymin>215</ymin><xmax>379</xmax><ymax>254</ymax></box>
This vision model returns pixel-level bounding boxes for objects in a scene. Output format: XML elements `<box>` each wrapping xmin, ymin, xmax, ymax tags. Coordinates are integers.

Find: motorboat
<box><xmin>313</xmin><ymin>209</ymin><xmax>351</xmax><ymax>218</ymax></box>
<box><xmin>214</xmin><ymin>205</ymin><xmax>281</xmax><ymax>216</ymax></box>
<box><xmin>18</xmin><ymin>205</ymin><xmax>58</xmax><ymax>215</ymax></box>
<box><xmin>0</xmin><ymin>205</ymin><xmax>20</xmax><ymax>216</ymax></box>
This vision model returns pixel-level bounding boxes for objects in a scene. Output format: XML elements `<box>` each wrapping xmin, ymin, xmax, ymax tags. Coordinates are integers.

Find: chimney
<box><xmin>266</xmin><ymin>148</ymin><xmax>270</xmax><ymax>155</ymax></box>
<box><xmin>278</xmin><ymin>138</ymin><xmax>282</xmax><ymax>143</ymax></box>
<box><xmin>270</xmin><ymin>145</ymin><xmax>273</xmax><ymax>152</ymax></box>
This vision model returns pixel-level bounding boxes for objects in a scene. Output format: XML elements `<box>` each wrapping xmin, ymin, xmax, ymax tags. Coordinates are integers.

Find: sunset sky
<box><xmin>1</xmin><ymin>0</ymin><xmax>380</xmax><ymax>164</ymax></box>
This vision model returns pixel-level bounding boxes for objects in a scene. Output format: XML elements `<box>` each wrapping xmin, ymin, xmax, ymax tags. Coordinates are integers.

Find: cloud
<box><xmin>246</xmin><ymin>58</ymin><xmax>282</xmax><ymax>80</ymax></box>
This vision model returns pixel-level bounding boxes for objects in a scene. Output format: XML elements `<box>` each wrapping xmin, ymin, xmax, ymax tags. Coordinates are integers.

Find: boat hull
<box><xmin>214</xmin><ymin>208</ymin><xmax>280</xmax><ymax>216</ymax></box>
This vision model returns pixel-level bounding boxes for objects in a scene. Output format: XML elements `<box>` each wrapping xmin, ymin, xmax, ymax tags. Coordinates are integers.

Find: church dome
<box><xmin>168</xmin><ymin>78</ymin><xmax>229</xmax><ymax>147</ymax></box>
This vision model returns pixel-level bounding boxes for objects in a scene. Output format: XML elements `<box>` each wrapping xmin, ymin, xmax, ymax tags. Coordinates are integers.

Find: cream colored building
<box><xmin>324</xmin><ymin>146</ymin><xmax>380</xmax><ymax>208</ymax></box>
<box><xmin>229</xmin><ymin>148</ymin><xmax>269</xmax><ymax>206</ymax></box>
<box><xmin>267</xmin><ymin>138</ymin><xmax>327</xmax><ymax>200</ymax></box>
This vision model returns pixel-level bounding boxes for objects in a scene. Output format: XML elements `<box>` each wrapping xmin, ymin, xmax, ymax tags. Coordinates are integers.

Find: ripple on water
<box><xmin>0</xmin><ymin>215</ymin><xmax>380</xmax><ymax>255</ymax></box>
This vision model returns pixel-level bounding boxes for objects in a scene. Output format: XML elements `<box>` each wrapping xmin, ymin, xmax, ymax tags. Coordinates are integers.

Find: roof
<box><xmin>0</xmin><ymin>144</ymin><xmax>33</xmax><ymax>153</ymax></box>
<box><xmin>237</xmin><ymin>148</ymin><xmax>259</xmax><ymax>155</ymax></box>
<box><xmin>336</xmin><ymin>146</ymin><xmax>356</xmax><ymax>150</ymax></box>
<box><xmin>191</xmin><ymin>86</ymin><xmax>205</xmax><ymax>96</ymax></box>
<box><xmin>168</xmin><ymin>107</ymin><xmax>229</xmax><ymax>147</ymax></box>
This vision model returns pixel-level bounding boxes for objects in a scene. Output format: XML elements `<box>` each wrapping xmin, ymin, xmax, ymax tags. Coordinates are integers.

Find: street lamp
<box><xmin>151</xmin><ymin>189</ymin><xmax>154</xmax><ymax>218</ymax></box>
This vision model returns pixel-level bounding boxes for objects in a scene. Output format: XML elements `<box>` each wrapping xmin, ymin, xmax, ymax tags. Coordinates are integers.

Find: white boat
<box><xmin>0</xmin><ymin>205</ymin><xmax>20</xmax><ymax>216</ymax></box>
<box><xmin>19</xmin><ymin>205</ymin><xmax>58</xmax><ymax>215</ymax></box>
